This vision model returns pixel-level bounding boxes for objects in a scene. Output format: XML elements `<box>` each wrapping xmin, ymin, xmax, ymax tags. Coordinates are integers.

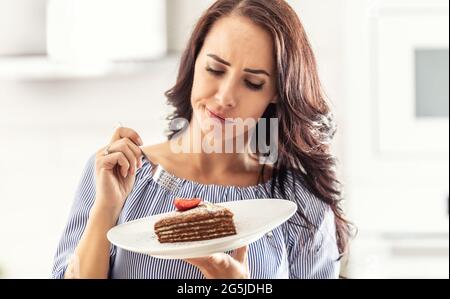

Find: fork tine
<box><xmin>152</xmin><ymin>165</ymin><xmax>180</xmax><ymax>193</ymax></box>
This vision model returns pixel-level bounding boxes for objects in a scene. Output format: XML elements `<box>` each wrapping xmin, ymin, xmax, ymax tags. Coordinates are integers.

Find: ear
<box><xmin>270</xmin><ymin>97</ymin><xmax>278</xmax><ymax>104</ymax></box>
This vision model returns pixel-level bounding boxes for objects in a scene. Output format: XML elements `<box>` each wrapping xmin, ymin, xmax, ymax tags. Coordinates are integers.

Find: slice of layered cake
<box><xmin>154</xmin><ymin>198</ymin><xmax>237</xmax><ymax>243</ymax></box>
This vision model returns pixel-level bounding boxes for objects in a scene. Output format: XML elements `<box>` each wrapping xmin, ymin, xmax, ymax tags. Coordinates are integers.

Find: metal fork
<box><xmin>139</xmin><ymin>146</ymin><xmax>181</xmax><ymax>193</ymax></box>
<box><xmin>151</xmin><ymin>162</ymin><xmax>181</xmax><ymax>193</ymax></box>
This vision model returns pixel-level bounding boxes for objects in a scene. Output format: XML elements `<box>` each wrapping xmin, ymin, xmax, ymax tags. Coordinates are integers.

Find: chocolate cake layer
<box><xmin>156</xmin><ymin>223</ymin><xmax>236</xmax><ymax>237</ymax></box>
<box><xmin>158</xmin><ymin>231</ymin><xmax>236</xmax><ymax>243</ymax></box>
<box><xmin>155</xmin><ymin>217</ymin><xmax>232</xmax><ymax>232</ymax></box>
<box><xmin>154</xmin><ymin>204</ymin><xmax>234</xmax><ymax>228</ymax></box>
<box><xmin>154</xmin><ymin>202</ymin><xmax>237</xmax><ymax>243</ymax></box>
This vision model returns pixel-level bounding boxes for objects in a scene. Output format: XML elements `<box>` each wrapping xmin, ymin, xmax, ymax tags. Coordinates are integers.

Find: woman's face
<box><xmin>191</xmin><ymin>15</ymin><xmax>277</xmax><ymax>139</ymax></box>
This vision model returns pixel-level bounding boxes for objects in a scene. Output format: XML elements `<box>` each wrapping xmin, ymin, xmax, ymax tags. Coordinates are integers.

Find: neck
<box><xmin>168</xmin><ymin>121</ymin><xmax>259</xmax><ymax>176</ymax></box>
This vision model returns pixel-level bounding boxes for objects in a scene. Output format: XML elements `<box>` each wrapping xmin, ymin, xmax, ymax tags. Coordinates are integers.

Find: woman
<box><xmin>52</xmin><ymin>0</ymin><xmax>350</xmax><ymax>279</ymax></box>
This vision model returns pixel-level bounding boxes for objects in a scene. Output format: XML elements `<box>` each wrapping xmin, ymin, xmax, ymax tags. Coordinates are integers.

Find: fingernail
<box><xmin>137</xmin><ymin>137</ymin><xmax>143</xmax><ymax>146</ymax></box>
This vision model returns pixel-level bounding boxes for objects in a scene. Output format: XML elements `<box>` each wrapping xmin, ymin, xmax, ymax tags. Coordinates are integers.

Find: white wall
<box><xmin>166</xmin><ymin>0</ymin><xmax>216</xmax><ymax>52</ymax></box>
<box><xmin>0</xmin><ymin>58</ymin><xmax>179</xmax><ymax>277</ymax></box>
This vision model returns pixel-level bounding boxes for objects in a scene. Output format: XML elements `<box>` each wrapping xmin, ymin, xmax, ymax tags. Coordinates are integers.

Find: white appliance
<box><xmin>375</xmin><ymin>5</ymin><xmax>449</xmax><ymax>155</ymax></box>
<box><xmin>46</xmin><ymin>0</ymin><xmax>167</xmax><ymax>63</ymax></box>
<box><xmin>343</xmin><ymin>0</ymin><xmax>449</xmax><ymax>278</ymax></box>
<box><xmin>0</xmin><ymin>0</ymin><xmax>47</xmax><ymax>55</ymax></box>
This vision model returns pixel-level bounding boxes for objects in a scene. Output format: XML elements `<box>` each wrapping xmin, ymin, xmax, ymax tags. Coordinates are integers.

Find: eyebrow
<box><xmin>207</xmin><ymin>54</ymin><xmax>270</xmax><ymax>77</ymax></box>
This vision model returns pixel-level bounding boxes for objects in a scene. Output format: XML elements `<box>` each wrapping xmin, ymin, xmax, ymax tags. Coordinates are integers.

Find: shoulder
<box><xmin>281</xmin><ymin>170</ymin><xmax>338</xmax><ymax>257</ymax></box>
<box><xmin>140</xmin><ymin>141</ymin><xmax>175</xmax><ymax>167</ymax></box>
<box><xmin>282</xmin><ymin>169</ymin><xmax>335</xmax><ymax>230</ymax></box>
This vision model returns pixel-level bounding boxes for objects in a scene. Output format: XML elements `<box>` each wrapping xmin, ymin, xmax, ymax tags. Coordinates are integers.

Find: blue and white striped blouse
<box><xmin>52</xmin><ymin>154</ymin><xmax>340</xmax><ymax>279</ymax></box>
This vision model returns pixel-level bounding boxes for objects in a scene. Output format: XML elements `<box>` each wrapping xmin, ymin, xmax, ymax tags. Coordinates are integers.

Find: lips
<box><xmin>206</xmin><ymin>107</ymin><xmax>231</xmax><ymax>123</ymax></box>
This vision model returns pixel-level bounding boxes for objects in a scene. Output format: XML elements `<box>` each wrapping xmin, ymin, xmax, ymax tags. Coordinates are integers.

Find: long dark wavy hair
<box><xmin>164</xmin><ymin>0</ymin><xmax>352</xmax><ymax>255</ymax></box>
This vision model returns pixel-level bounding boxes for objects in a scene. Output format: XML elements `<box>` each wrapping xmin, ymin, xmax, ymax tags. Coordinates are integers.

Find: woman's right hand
<box><xmin>92</xmin><ymin>127</ymin><xmax>144</xmax><ymax>223</ymax></box>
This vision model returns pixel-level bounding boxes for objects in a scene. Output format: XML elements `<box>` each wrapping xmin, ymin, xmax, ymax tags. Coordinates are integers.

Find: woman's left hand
<box><xmin>184</xmin><ymin>246</ymin><xmax>250</xmax><ymax>279</ymax></box>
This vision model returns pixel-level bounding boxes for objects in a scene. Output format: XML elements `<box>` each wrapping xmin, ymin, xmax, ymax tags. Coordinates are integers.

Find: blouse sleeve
<box><xmin>284</xmin><ymin>177</ymin><xmax>341</xmax><ymax>279</ymax></box>
<box><xmin>51</xmin><ymin>154</ymin><xmax>116</xmax><ymax>278</ymax></box>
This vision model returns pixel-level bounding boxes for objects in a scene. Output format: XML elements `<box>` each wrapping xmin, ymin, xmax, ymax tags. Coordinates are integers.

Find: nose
<box><xmin>215</xmin><ymin>77</ymin><xmax>237</xmax><ymax>108</ymax></box>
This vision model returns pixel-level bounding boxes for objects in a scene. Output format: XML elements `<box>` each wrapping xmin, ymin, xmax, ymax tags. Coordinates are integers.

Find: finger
<box><xmin>185</xmin><ymin>253</ymin><xmax>227</xmax><ymax>268</ymax></box>
<box><xmin>232</xmin><ymin>246</ymin><xmax>248</xmax><ymax>264</ymax></box>
<box><xmin>184</xmin><ymin>257</ymin><xmax>208</xmax><ymax>267</ymax></box>
<box><xmin>123</xmin><ymin>138</ymin><xmax>144</xmax><ymax>168</ymax></box>
<box><xmin>207</xmin><ymin>253</ymin><xmax>227</xmax><ymax>269</ymax></box>
<box><xmin>102</xmin><ymin>152</ymin><xmax>130</xmax><ymax>178</ymax></box>
<box><xmin>111</xmin><ymin>127</ymin><xmax>143</xmax><ymax>146</ymax></box>
<box><xmin>109</xmin><ymin>140</ymin><xmax>138</xmax><ymax>175</ymax></box>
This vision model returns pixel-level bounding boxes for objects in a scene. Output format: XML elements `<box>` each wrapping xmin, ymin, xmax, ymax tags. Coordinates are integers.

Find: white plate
<box><xmin>107</xmin><ymin>199</ymin><xmax>297</xmax><ymax>259</ymax></box>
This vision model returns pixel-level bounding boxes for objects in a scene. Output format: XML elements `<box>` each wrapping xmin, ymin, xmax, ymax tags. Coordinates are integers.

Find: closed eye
<box><xmin>206</xmin><ymin>67</ymin><xmax>224</xmax><ymax>76</ymax></box>
<box><xmin>245</xmin><ymin>81</ymin><xmax>264</xmax><ymax>91</ymax></box>
<box><xmin>205</xmin><ymin>67</ymin><xmax>264</xmax><ymax>91</ymax></box>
